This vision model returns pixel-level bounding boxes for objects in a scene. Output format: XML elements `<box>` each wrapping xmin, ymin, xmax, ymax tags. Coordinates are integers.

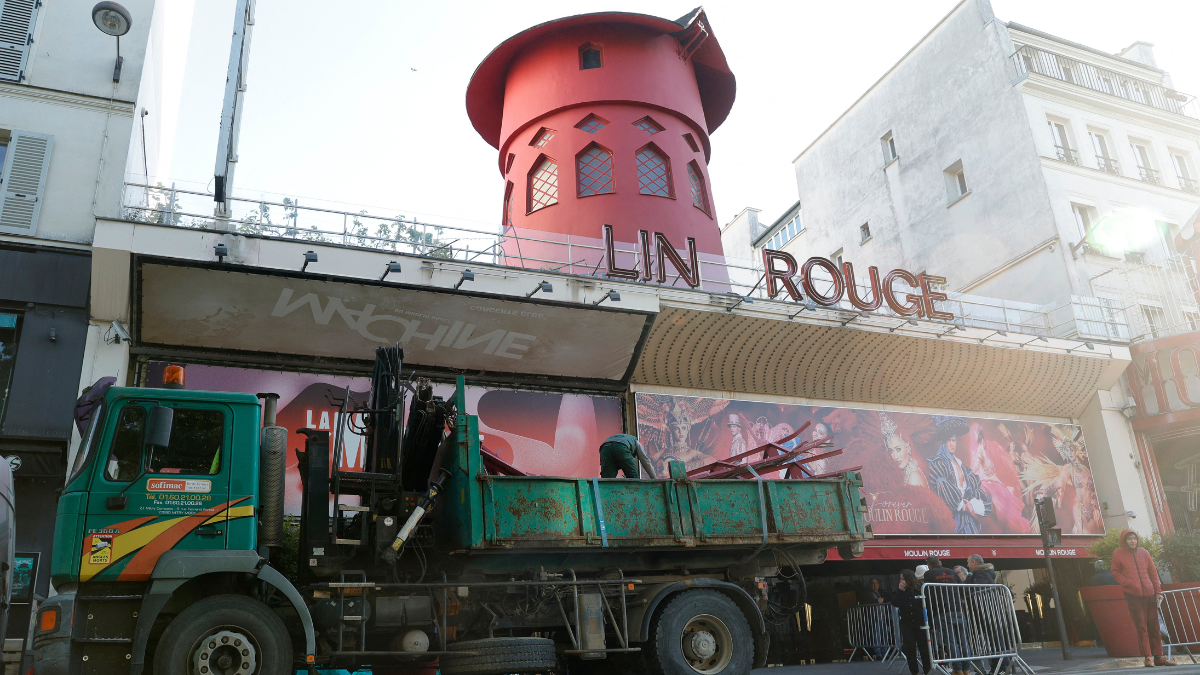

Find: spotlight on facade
<box><xmin>593</xmin><ymin>290</ymin><xmax>620</xmax><ymax>306</ymax></box>
<box><xmin>91</xmin><ymin>2</ymin><xmax>132</xmax><ymax>82</ymax></box>
<box><xmin>302</xmin><ymin>251</ymin><xmax>318</xmax><ymax>272</ymax></box>
<box><xmin>380</xmin><ymin>261</ymin><xmax>402</xmax><ymax>280</ymax></box>
<box><xmin>214</xmin><ymin>243</ymin><xmax>228</xmax><ymax>262</ymax></box>
<box><xmin>527</xmin><ymin>281</ymin><xmax>552</xmax><ymax>297</ymax></box>
<box><xmin>454</xmin><ymin>269</ymin><xmax>474</xmax><ymax>290</ymax></box>
<box><xmin>996</xmin><ymin>330</ymin><xmax>1008</xmax><ymax>337</ymax></box>
<box><xmin>906</xmin><ymin>318</ymin><xmax>918</xmax><ymax>326</ymax></box>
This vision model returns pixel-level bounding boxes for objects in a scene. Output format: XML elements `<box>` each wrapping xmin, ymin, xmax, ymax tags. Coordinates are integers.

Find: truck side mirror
<box><xmin>145</xmin><ymin>405</ymin><xmax>174</xmax><ymax>452</ymax></box>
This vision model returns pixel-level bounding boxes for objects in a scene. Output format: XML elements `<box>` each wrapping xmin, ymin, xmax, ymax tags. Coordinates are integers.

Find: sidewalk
<box><xmin>752</xmin><ymin>646</ymin><xmax>1200</xmax><ymax>675</ymax></box>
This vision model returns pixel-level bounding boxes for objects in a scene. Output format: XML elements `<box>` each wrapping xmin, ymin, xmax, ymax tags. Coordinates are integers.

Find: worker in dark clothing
<box><xmin>599</xmin><ymin>434</ymin><xmax>656</xmax><ymax>478</ymax></box>
<box><xmin>1090</xmin><ymin>559</ymin><xmax>1117</xmax><ymax>586</ymax></box>
<box><xmin>892</xmin><ymin>569</ymin><xmax>932</xmax><ymax>675</ymax></box>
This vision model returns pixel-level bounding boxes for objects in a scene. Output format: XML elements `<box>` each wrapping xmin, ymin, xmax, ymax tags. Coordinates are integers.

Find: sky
<box><xmin>156</xmin><ymin>0</ymin><xmax>1200</xmax><ymax>235</ymax></box>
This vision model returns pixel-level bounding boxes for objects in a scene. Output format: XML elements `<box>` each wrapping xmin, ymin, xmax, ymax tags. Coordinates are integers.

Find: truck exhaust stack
<box><xmin>257</xmin><ymin>392</ymin><xmax>286</xmax><ymax>551</ymax></box>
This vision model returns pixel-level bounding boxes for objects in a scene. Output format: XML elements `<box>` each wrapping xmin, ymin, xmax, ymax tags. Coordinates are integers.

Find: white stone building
<box><xmin>722</xmin><ymin>0</ymin><xmax>1200</xmax><ymax>540</ymax></box>
<box><xmin>0</xmin><ymin>0</ymin><xmax>165</xmax><ymax>610</ymax></box>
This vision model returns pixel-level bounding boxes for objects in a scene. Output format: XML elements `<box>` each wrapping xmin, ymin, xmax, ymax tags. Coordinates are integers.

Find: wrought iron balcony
<box><xmin>1096</xmin><ymin>156</ymin><xmax>1120</xmax><ymax>175</ymax></box>
<box><xmin>1012</xmin><ymin>44</ymin><xmax>1199</xmax><ymax>120</ymax></box>
<box><xmin>1053</xmin><ymin>145</ymin><xmax>1079</xmax><ymax>165</ymax></box>
<box><xmin>1138</xmin><ymin>166</ymin><xmax>1162</xmax><ymax>185</ymax></box>
<box><xmin>1180</xmin><ymin>175</ymin><xmax>1200</xmax><ymax>195</ymax></box>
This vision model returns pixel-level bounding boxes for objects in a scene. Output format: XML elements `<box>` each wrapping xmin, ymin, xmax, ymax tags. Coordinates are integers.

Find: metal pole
<box><xmin>1042</xmin><ymin>545</ymin><xmax>1073</xmax><ymax>661</ymax></box>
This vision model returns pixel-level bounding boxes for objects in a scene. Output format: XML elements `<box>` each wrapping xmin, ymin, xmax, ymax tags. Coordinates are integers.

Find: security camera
<box><xmin>110</xmin><ymin>320</ymin><xmax>131</xmax><ymax>344</ymax></box>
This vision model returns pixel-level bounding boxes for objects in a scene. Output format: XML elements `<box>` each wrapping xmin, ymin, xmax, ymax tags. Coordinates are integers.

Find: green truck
<box><xmin>31</xmin><ymin>351</ymin><xmax>869</xmax><ymax>675</ymax></box>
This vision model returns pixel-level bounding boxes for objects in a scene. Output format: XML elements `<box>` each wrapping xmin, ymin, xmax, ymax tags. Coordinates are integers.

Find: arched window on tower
<box><xmin>636</xmin><ymin>144</ymin><xmax>673</xmax><ymax>198</ymax></box>
<box><xmin>577</xmin><ymin>143</ymin><xmax>614</xmax><ymax>197</ymax></box>
<box><xmin>528</xmin><ymin>155</ymin><xmax>559</xmax><ymax>213</ymax></box>
<box><xmin>579</xmin><ymin>43</ymin><xmax>603</xmax><ymax>70</ymax></box>
<box><xmin>502</xmin><ymin>181</ymin><xmax>515</xmax><ymax>231</ymax></box>
<box><xmin>687</xmin><ymin>161</ymin><xmax>710</xmax><ymax>216</ymax></box>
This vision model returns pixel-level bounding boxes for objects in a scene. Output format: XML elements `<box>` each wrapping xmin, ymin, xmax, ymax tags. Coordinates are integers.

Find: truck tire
<box><xmin>152</xmin><ymin>594</ymin><xmax>292</xmax><ymax>675</ymax></box>
<box><xmin>647</xmin><ymin>590</ymin><xmax>754</xmax><ymax>675</ymax></box>
<box><xmin>441</xmin><ymin>637</ymin><xmax>557</xmax><ymax>675</ymax></box>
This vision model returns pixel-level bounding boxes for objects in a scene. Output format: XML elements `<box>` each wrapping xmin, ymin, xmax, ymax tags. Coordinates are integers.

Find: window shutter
<box><xmin>0</xmin><ymin>130</ymin><xmax>53</xmax><ymax>234</ymax></box>
<box><xmin>0</xmin><ymin>0</ymin><xmax>40</xmax><ymax>83</ymax></box>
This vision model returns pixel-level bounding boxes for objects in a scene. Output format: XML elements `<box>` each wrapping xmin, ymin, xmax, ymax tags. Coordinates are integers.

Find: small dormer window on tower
<box><xmin>579</xmin><ymin>43</ymin><xmax>603</xmax><ymax>70</ymax></box>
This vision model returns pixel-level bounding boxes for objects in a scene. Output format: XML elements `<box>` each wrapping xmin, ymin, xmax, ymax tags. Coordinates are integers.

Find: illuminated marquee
<box><xmin>762</xmin><ymin>248</ymin><xmax>954</xmax><ymax>321</ymax></box>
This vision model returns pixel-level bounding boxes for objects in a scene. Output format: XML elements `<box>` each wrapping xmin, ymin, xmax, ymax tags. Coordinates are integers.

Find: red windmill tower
<box><xmin>466</xmin><ymin>8</ymin><xmax>736</xmax><ymax>284</ymax></box>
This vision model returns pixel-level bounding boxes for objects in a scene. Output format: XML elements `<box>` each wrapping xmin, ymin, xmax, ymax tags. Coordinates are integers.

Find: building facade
<box><xmin>0</xmin><ymin>0</ymin><xmax>164</xmax><ymax>615</ymax></box>
<box><xmin>71</xmin><ymin>4</ymin><xmax>1161</xmax><ymax>661</ymax></box>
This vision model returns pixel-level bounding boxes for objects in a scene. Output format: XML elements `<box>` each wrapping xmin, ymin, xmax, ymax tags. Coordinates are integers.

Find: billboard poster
<box><xmin>139</xmin><ymin>264</ymin><xmax>651</xmax><ymax>381</ymax></box>
<box><xmin>146</xmin><ymin>363</ymin><xmax>621</xmax><ymax>514</ymax></box>
<box><xmin>634</xmin><ymin>393</ymin><xmax>1104</xmax><ymax>536</ymax></box>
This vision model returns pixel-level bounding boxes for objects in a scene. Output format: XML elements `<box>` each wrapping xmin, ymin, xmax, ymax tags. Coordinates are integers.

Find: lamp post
<box><xmin>1036</xmin><ymin>495</ymin><xmax>1073</xmax><ymax>661</ymax></box>
<box><xmin>91</xmin><ymin>2</ymin><xmax>132</xmax><ymax>82</ymax></box>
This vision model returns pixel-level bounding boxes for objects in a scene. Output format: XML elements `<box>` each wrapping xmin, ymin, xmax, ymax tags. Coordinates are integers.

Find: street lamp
<box><xmin>91</xmin><ymin>2</ymin><xmax>132</xmax><ymax>83</ymax></box>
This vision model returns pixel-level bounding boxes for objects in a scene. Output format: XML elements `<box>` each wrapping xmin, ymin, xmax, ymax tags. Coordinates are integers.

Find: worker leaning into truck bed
<box><xmin>599</xmin><ymin>433</ymin><xmax>657</xmax><ymax>479</ymax></box>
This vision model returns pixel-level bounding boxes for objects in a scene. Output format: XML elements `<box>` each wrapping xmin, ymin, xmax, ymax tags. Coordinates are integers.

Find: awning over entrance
<box><xmin>826</xmin><ymin>536</ymin><xmax>1099</xmax><ymax>561</ymax></box>
<box><xmin>633</xmin><ymin>305</ymin><xmax>1131</xmax><ymax>418</ymax></box>
<box><xmin>136</xmin><ymin>261</ymin><xmax>655</xmax><ymax>386</ymax></box>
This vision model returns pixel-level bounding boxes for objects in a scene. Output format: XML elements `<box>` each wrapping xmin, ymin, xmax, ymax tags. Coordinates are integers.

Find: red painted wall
<box><xmin>474</xmin><ymin>17</ymin><xmax>731</xmax><ymax>263</ymax></box>
<box><xmin>501</xmin><ymin>103</ymin><xmax>720</xmax><ymax>259</ymax></box>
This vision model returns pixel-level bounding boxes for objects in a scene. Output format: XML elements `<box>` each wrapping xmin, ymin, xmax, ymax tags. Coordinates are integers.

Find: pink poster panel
<box><xmin>146</xmin><ymin>364</ymin><xmax>622</xmax><ymax>514</ymax></box>
<box><xmin>634</xmin><ymin>393</ymin><xmax>1104</xmax><ymax>537</ymax></box>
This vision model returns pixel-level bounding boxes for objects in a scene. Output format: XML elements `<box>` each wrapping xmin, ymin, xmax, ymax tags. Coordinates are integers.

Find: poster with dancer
<box><xmin>634</xmin><ymin>393</ymin><xmax>1104</xmax><ymax>536</ymax></box>
<box><xmin>146</xmin><ymin>363</ymin><xmax>622</xmax><ymax>514</ymax></box>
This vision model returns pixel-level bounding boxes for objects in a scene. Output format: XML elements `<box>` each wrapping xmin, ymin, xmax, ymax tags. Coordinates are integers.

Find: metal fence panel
<box><xmin>846</xmin><ymin>603</ymin><xmax>901</xmax><ymax>662</ymax></box>
<box><xmin>1160</xmin><ymin>587</ymin><xmax>1200</xmax><ymax>663</ymax></box>
<box><xmin>921</xmin><ymin>583</ymin><xmax>1032</xmax><ymax>675</ymax></box>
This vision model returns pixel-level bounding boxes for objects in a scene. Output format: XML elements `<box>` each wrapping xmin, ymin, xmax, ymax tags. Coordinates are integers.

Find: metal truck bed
<box><xmin>439</xmin><ymin>378</ymin><xmax>870</xmax><ymax>554</ymax></box>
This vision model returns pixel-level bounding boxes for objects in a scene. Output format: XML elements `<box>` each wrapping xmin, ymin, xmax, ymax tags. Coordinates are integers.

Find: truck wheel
<box><xmin>441</xmin><ymin>637</ymin><xmax>557</xmax><ymax>675</ymax></box>
<box><xmin>152</xmin><ymin>594</ymin><xmax>292</xmax><ymax>675</ymax></box>
<box><xmin>648</xmin><ymin>590</ymin><xmax>753</xmax><ymax>675</ymax></box>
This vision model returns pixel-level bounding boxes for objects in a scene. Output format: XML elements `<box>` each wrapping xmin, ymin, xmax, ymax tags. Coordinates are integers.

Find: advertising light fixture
<box><xmin>380</xmin><ymin>261</ymin><xmax>402</xmax><ymax>280</ymax></box>
<box><xmin>527</xmin><ymin>281</ymin><xmax>553</xmax><ymax>297</ymax></box>
<box><xmin>302</xmin><ymin>251</ymin><xmax>318</xmax><ymax>272</ymax></box>
<box><xmin>593</xmin><ymin>290</ymin><xmax>620</xmax><ymax>306</ymax></box>
<box><xmin>214</xmin><ymin>243</ymin><xmax>229</xmax><ymax>262</ymax></box>
<box><xmin>454</xmin><ymin>269</ymin><xmax>474</xmax><ymax>290</ymax></box>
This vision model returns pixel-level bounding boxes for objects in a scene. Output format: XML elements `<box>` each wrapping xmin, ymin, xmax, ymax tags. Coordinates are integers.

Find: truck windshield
<box><xmin>66</xmin><ymin>401</ymin><xmax>105</xmax><ymax>485</ymax></box>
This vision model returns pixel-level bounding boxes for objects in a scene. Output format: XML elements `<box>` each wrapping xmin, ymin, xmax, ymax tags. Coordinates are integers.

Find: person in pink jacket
<box><xmin>1110</xmin><ymin>529</ymin><xmax>1175</xmax><ymax>667</ymax></box>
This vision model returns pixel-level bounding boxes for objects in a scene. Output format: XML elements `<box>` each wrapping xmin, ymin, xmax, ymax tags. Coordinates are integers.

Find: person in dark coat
<box><xmin>1090</xmin><ymin>559</ymin><xmax>1117</xmax><ymax>586</ymax></box>
<box><xmin>892</xmin><ymin>569</ymin><xmax>932</xmax><ymax>675</ymax></box>
<box><xmin>966</xmin><ymin>554</ymin><xmax>996</xmax><ymax>584</ymax></box>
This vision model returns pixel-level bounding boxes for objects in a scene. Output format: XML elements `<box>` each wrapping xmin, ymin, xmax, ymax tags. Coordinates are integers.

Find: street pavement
<box><xmin>752</xmin><ymin>647</ymin><xmax>1200</xmax><ymax>675</ymax></box>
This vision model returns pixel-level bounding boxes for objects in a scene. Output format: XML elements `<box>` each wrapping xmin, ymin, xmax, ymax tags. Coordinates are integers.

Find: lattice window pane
<box><xmin>634</xmin><ymin>117</ymin><xmax>663</xmax><ymax>135</ymax></box>
<box><xmin>687</xmin><ymin>161</ymin><xmax>707</xmax><ymax>212</ymax></box>
<box><xmin>577</xmin><ymin>145</ymin><xmax>614</xmax><ymax>197</ymax></box>
<box><xmin>576</xmin><ymin>115</ymin><xmax>608</xmax><ymax>134</ymax></box>
<box><xmin>529</xmin><ymin>158</ymin><xmax>559</xmax><ymax>212</ymax></box>
<box><xmin>637</xmin><ymin>147</ymin><xmax>671</xmax><ymax>197</ymax></box>
<box><xmin>504</xmin><ymin>185</ymin><xmax>514</xmax><ymax>229</ymax></box>
<box><xmin>531</xmin><ymin>128</ymin><xmax>556</xmax><ymax>148</ymax></box>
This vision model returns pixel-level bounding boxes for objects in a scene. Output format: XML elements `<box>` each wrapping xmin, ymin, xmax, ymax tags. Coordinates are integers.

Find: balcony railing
<box><xmin>1137</xmin><ymin>166</ymin><xmax>1162</xmax><ymax>185</ymax></box>
<box><xmin>1054</xmin><ymin>145</ymin><xmax>1079</xmax><ymax>165</ymax></box>
<box><xmin>1180</xmin><ymin>176</ymin><xmax>1200</xmax><ymax>195</ymax></box>
<box><xmin>118</xmin><ymin>180</ymin><xmax>1143</xmax><ymax>345</ymax></box>
<box><xmin>1012</xmin><ymin>44</ymin><xmax>1199</xmax><ymax>120</ymax></box>
<box><xmin>1097</xmin><ymin>156</ymin><xmax>1120</xmax><ymax>175</ymax></box>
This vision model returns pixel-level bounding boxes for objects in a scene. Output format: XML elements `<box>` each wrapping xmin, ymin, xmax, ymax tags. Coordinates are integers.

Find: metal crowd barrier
<box><xmin>847</xmin><ymin>603</ymin><xmax>901</xmax><ymax>662</ymax></box>
<box><xmin>921</xmin><ymin>583</ymin><xmax>1033</xmax><ymax>675</ymax></box>
<box><xmin>1160</xmin><ymin>587</ymin><xmax>1200</xmax><ymax>663</ymax></box>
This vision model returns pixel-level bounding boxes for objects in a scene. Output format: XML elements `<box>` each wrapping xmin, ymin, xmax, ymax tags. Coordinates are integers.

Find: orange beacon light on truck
<box><xmin>162</xmin><ymin>365</ymin><xmax>185</xmax><ymax>389</ymax></box>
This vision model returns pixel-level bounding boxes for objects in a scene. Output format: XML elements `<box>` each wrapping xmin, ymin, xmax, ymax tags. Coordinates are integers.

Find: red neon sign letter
<box><xmin>603</xmin><ymin>224</ymin><xmax>640</xmax><ymax>280</ymax></box>
<box><xmin>654</xmin><ymin>232</ymin><xmax>700</xmax><ymax>288</ymax></box>
<box><xmin>843</xmin><ymin>262</ymin><xmax>883</xmax><ymax>311</ymax></box>
<box><xmin>801</xmin><ymin>257</ymin><xmax>845</xmax><ymax>306</ymax></box>
<box><xmin>763</xmin><ymin>249</ymin><xmax>802</xmax><ymax>301</ymax></box>
<box><xmin>882</xmin><ymin>269</ymin><xmax>923</xmax><ymax>317</ymax></box>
